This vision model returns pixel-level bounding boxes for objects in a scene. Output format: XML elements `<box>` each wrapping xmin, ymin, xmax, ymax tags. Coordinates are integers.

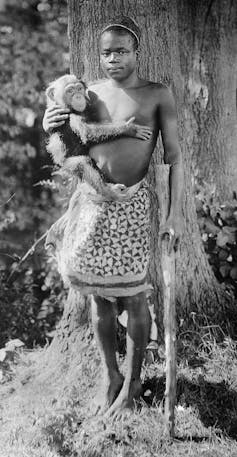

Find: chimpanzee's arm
<box><xmin>69</xmin><ymin>114</ymin><xmax>152</xmax><ymax>144</ymax></box>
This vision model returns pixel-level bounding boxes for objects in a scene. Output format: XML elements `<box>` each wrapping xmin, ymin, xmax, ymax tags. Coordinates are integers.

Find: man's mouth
<box><xmin>108</xmin><ymin>67</ymin><xmax>123</xmax><ymax>72</ymax></box>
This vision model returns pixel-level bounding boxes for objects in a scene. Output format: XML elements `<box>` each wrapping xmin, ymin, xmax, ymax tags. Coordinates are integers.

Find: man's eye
<box><xmin>119</xmin><ymin>51</ymin><xmax>125</xmax><ymax>55</ymax></box>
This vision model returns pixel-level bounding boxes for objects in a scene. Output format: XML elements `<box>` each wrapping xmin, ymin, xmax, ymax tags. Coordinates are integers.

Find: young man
<box><xmin>43</xmin><ymin>16</ymin><xmax>184</xmax><ymax>418</ymax></box>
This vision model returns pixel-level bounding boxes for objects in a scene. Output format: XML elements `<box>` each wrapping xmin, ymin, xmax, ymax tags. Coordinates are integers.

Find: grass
<box><xmin>1</xmin><ymin>333</ymin><xmax>237</xmax><ymax>457</ymax></box>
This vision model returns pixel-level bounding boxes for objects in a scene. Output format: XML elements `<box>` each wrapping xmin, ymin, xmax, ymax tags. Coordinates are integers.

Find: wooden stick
<box><xmin>7</xmin><ymin>230</ymin><xmax>49</xmax><ymax>280</ymax></box>
<box><xmin>156</xmin><ymin>165</ymin><xmax>176</xmax><ymax>437</ymax></box>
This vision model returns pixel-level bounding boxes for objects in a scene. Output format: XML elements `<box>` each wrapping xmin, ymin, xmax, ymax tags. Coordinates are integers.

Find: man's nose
<box><xmin>108</xmin><ymin>52</ymin><xmax>119</xmax><ymax>62</ymax></box>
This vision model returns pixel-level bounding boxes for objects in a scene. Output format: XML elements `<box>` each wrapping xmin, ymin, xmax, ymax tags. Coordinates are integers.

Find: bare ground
<box><xmin>1</xmin><ymin>334</ymin><xmax>237</xmax><ymax>457</ymax></box>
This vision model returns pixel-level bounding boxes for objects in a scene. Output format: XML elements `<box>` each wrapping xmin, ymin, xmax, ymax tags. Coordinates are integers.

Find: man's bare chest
<box><xmin>94</xmin><ymin>86</ymin><xmax>157</xmax><ymax>124</ymax></box>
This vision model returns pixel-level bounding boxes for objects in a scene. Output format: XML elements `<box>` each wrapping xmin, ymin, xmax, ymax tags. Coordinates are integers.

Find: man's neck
<box><xmin>108</xmin><ymin>72</ymin><xmax>141</xmax><ymax>89</ymax></box>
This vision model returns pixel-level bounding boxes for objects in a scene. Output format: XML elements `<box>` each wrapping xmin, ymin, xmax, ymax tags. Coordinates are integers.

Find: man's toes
<box><xmin>114</xmin><ymin>408</ymin><xmax>133</xmax><ymax>421</ymax></box>
<box><xmin>89</xmin><ymin>400</ymin><xmax>101</xmax><ymax>416</ymax></box>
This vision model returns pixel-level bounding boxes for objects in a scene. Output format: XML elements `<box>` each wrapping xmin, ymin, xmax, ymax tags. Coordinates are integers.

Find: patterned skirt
<box><xmin>46</xmin><ymin>180</ymin><xmax>152</xmax><ymax>299</ymax></box>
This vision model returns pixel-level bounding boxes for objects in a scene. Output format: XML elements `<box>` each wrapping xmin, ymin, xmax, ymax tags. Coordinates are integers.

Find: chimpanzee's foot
<box><xmin>104</xmin><ymin>379</ymin><xmax>142</xmax><ymax>419</ymax></box>
<box><xmin>90</xmin><ymin>372</ymin><xmax>124</xmax><ymax>415</ymax></box>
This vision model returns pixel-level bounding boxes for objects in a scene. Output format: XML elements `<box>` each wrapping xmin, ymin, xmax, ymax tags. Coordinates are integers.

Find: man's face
<box><xmin>100</xmin><ymin>31</ymin><xmax>137</xmax><ymax>81</ymax></box>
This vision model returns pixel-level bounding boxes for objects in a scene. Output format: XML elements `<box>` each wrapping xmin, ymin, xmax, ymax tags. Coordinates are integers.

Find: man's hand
<box><xmin>125</xmin><ymin>116</ymin><xmax>152</xmax><ymax>141</ymax></box>
<box><xmin>159</xmin><ymin>214</ymin><xmax>184</xmax><ymax>254</ymax></box>
<box><xmin>42</xmin><ymin>105</ymin><xmax>70</xmax><ymax>133</ymax></box>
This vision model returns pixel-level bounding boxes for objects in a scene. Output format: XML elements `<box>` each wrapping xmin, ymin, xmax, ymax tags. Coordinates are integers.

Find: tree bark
<box><xmin>48</xmin><ymin>289</ymin><xmax>89</xmax><ymax>355</ymax></box>
<box><xmin>49</xmin><ymin>0</ymin><xmax>234</xmax><ymax>358</ymax></box>
<box><xmin>177</xmin><ymin>0</ymin><xmax>237</xmax><ymax>200</ymax></box>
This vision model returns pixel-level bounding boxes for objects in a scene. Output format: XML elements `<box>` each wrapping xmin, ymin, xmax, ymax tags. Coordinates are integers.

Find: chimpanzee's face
<box><xmin>47</xmin><ymin>75</ymin><xmax>87</xmax><ymax>113</ymax></box>
<box><xmin>62</xmin><ymin>81</ymin><xmax>87</xmax><ymax>112</ymax></box>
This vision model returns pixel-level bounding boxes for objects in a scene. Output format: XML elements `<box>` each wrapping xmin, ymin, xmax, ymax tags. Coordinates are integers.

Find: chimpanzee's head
<box><xmin>46</xmin><ymin>74</ymin><xmax>88</xmax><ymax>113</ymax></box>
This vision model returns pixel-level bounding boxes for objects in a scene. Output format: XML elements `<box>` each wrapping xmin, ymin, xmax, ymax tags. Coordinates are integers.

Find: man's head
<box><xmin>99</xmin><ymin>16</ymin><xmax>141</xmax><ymax>81</ymax></box>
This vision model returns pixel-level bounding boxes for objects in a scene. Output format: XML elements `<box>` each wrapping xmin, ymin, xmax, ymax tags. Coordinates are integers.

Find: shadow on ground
<box><xmin>142</xmin><ymin>374</ymin><xmax>237</xmax><ymax>440</ymax></box>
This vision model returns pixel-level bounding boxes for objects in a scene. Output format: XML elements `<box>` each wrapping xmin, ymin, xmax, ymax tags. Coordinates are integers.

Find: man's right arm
<box><xmin>157</xmin><ymin>86</ymin><xmax>184</xmax><ymax>251</ymax></box>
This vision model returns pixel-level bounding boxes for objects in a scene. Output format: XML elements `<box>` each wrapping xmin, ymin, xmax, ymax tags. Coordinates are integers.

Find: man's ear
<box><xmin>46</xmin><ymin>85</ymin><xmax>55</xmax><ymax>101</ymax></box>
<box><xmin>135</xmin><ymin>48</ymin><xmax>140</xmax><ymax>59</ymax></box>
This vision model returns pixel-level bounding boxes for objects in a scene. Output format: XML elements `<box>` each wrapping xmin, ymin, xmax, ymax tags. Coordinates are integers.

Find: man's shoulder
<box><xmin>139</xmin><ymin>80</ymin><xmax>172</xmax><ymax>100</ymax></box>
<box><xmin>88</xmin><ymin>79</ymin><xmax>108</xmax><ymax>93</ymax></box>
<box><xmin>145</xmin><ymin>80</ymin><xmax>166</xmax><ymax>88</ymax></box>
<box><xmin>85</xmin><ymin>80</ymin><xmax>108</xmax><ymax>107</ymax></box>
<box><xmin>146</xmin><ymin>82</ymin><xmax>175</xmax><ymax>108</ymax></box>
<box><xmin>145</xmin><ymin>81</ymin><xmax>171</xmax><ymax>95</ymax></box>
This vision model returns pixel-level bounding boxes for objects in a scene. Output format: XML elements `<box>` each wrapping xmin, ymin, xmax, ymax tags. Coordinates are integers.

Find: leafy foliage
<box><xmin>0</xmin><ymin>0</ymin><xmax>69</xmax><ymax>235</ymax></box>
<box><xmin>195</xmin><ymin>181</ymin><xmax>237</xmax><ymax>295</ymax></box>
<box><xmin>0</xmin><ymin>265</ymin><xmax>66</xmax><ymax>348</ymax></box>
<box><xmin>0</xmin><ymin>0</ymin><xmax>69</xmax><ymax>347</ymax></box>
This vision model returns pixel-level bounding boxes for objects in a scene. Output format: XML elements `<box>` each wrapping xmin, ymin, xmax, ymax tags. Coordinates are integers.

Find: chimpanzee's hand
<box><xmin>42</xmin><ymin>104</ymin><xmax>70</xmax><ymax>133</ymax></box>
<box><xmin>125</xmin><ymin>117</ymin><xmax>152</xmax><ymax>141</ymax></box>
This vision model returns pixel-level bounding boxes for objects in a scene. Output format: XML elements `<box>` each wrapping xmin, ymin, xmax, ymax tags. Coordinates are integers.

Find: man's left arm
<box><xmin>158</xmin><ymin>87</ymin><xmax>184</xmax><ymax>251</ymax></box>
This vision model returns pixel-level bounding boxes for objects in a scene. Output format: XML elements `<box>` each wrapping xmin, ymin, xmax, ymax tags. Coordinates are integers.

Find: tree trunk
<box><xmin>48</xmin><ymin>289</ymin><xmax>89</xmax><ymax>356</ymax></box>
<box><xmin>48</xmin><ymin>0</ymin><xmax>234</xmax><ymax>359</ymax></box>
<box><xmin>177</xmin><ymin>0</ymin><xmax>237</xmax><ymax>200</ymax></box>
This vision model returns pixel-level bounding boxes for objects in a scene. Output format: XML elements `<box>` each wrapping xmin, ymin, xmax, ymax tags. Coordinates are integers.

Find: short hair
<box><xmin>100</xmin><ymin>16</ymin><xmax>141</xmax><ymax>50</ymax></box>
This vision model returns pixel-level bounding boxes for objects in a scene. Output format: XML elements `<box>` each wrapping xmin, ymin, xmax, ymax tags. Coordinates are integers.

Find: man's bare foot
<box><xmin>90</xmin><ymin>372</ymin><xmax>124</xmax><ymax>415</ymax></box>
<box><xmin>104</xmin><ymin>379</ymin><xmax>142</xmax><ymax>419</ymax></box>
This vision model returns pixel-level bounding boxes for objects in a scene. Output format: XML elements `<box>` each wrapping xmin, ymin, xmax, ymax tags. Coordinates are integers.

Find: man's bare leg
<box><xmin>105</xmin><ymin>291</ymin><xmax>151</xmax><ymax>417</ymax></box>
<box><xmin>90</xmin><ymin>295</ymin><xmax>124</xmax><ymax>414</ymax></box>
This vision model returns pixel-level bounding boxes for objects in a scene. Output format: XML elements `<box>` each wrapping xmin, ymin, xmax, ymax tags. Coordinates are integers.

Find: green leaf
<box><xmin>0</xmin><ymin>349</ymin><xmax>7</xmax><ymax>362</ymax></box>
<box><xmin>5</xmin><ymin>339</ymin><xmax>24</xmax><ymax>351</ymax></box>
<box><xmin>230</xmin><ymin>267</ymin><xmax>237</xmax><ymax>280</ymax></box>
<box><xmin>216</xmin><ymin>232</ymin><xmax>229</xmax><ymax>248</ymax></box>
<box><xmin>204</xmin><ymin>217</ymin><xmax>220</xmax><ymax>235</ymax></box>
<box><xmin>219</xmin><ymin>264</ymin><xmax>231</xmax><ymax>278</ymax></box>
<box><xmin>216</xmin><ymin>228</ymin><xmax>236</xmax><ymax>247</ymax></box>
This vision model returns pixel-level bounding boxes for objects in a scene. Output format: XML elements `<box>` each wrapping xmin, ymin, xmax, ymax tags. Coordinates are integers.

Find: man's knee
<box><xmin>121</xmin><ymin>292</ymin><xmax>150</xmax><ymax>320</ymax></box>
<box><xmin>91</xmin><ymin>295</ymin><xmax>116</xmax><ymax>322</ymax></box>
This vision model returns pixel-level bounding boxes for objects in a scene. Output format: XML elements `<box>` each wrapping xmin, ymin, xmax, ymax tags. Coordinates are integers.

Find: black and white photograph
<box><xmin>0</xmin><ymin>1</ymin><xmax>237</xmax><ymax>455</ymax></box>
